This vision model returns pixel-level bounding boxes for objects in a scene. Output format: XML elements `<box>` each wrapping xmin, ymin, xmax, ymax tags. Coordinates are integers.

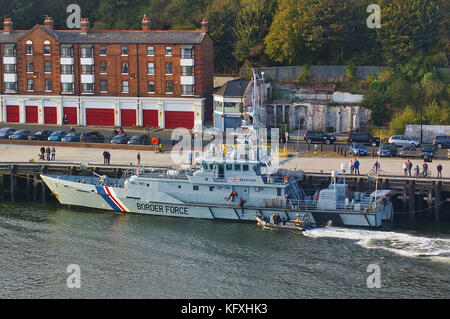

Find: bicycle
<box><xmin>368</xmin><ymin>168</ymin><xmax>385</xmax><ymax>176</ymax></box>
<box><xmin>421</xmin><ymin>170</ymin><xmax>432</xmax><ymax>177</ymax></box>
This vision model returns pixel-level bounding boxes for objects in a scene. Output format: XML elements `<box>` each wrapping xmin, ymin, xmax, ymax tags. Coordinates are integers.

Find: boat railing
<box><xmin>264</xmin><ymin>197</ymin><xmax>374</xmax><ymax>212</ymax></box>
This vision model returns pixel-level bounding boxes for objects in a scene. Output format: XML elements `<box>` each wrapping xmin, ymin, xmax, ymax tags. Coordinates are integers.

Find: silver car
<box><xmin>388</xmin><ymin>135</ymin><xmax>420</xmax><ymax>147</ymax></box>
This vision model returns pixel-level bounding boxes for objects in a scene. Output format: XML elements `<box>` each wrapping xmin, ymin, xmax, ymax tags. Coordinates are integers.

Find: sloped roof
<box><xmin>0</xmin><ymin>25</ymin><xmax>207</xmax><ymax>44</ymax></box>
<box><xmin>215</xmin><ymin>78</ymin><xmax>250</xmax><ymax>97</ymax></box>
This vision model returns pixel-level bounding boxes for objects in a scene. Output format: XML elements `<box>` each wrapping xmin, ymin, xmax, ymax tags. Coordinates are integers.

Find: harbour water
<box><xmin>0</xmin><ymin>201</ymin><xmax>449</xmax><ymax>299</ymax></box>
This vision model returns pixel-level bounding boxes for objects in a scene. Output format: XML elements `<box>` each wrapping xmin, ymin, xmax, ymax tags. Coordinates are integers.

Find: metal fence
<box><xmin>406</xmin><ymin>125</ymin><xmax>450</xmax><ymax>143</ymax></box>
<box><xmin>242</xmin><ymin>66</ymin><xmax>450</xmax><ymax>82</ymax></box>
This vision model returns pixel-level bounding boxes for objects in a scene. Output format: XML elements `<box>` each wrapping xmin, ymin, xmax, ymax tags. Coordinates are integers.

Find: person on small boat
<box><xmin>274</xmin><ymin>213</ymin><xmax>281</xmax><ymax>225</ymax></box>
<box><xmin>239</xmin><ymin>197</ymin><xmax>246</xmax><ymax>214</ymax></box>
<box><xmin>294</xmin><ymin>214</ymin><xmax>303</xmax><ymax>227</ymax></box>
<box><xmin>228</xmin><ymin>190</ymin><xmax>238</xmax><ymax>202</ymax></box>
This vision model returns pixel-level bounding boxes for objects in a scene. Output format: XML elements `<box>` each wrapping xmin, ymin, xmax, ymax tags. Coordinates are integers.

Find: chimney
<box><xmin>80</xmin><ymin>18</ymin><xmax>90</xmax><ymax>34</ymax></box>
<box><xmin>3</xmin><ymin>18</ymin><xmax>13</xmax><ymax>33</ymax></box>
<box><xmin>141</xmin><ymin>14</ymin><xmax>150</xmax><ymax>31</ymax></box>
<box><xmin>44</xmin><ymin>16</ymin><xmax>54</xmax><ymax>30</ymax></box>
<box><xmin>201</xmin><ymin>18</ymin><xmax>208</xmax><ymax>33</ymax></box>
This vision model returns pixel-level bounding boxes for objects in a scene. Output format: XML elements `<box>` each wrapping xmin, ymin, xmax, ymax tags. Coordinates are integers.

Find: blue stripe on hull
<box><xmin>95</xmin><ymin>186</ymin><xmax>121</xmax><ymax>212</ymax></box>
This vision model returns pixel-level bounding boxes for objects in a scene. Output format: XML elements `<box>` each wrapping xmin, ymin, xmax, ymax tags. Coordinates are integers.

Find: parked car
<box><xmin>421</xmin><ymin>145</ymin><xmax>435</xmax><ymax>162</ymax></box>
<box><xmin>128</xmin><ymin>135</ymin><xmax>151</xmax><ymax>145</ymax></box>
<box><xmin>48</xmin><ymin>130</ymin><xmax>67</xmax><ymax>141</ymax></box>
<box><xmin>61</xmin><ymin>132</ymin><xmax>81</xmax><ymax>142</ymax></box>
<box><xmin>304</xmin><ymin>131</ymin><xmax>336</xmax><ymax>144</ymax></box>
<box><xmin>0</xmin><ymin>127</ymin><xmax>16</xmax><ymax>139</ymax></box>
<box><xmin>433</xmin><ymin>135</ymin><xmax>450</xmax><ymax>149</ymax></box>
<box><xmin>377</xmin><ymin>144</ymin><xmax>397</xmax><ymax>157</ymax></box>
<box><xmin>388</xmin><ymin>135</ymin><xmax>420</xmax><ymax>147</ymax></box>
<box><xmin>28</xmin><ymin>130</ymin><xmax>53</xmax><ymax>141</ymax></box>
<box><xmin>398</xmin><ymin>145</ymin><xmax>419</xmax><ymax>158</ymax></box>
<box><xmin>348</xmin><ymin>132</ymin><xmax>380</xmax><ymax>147</ymax></box>
<box><xmin>110</xmin><ymin>134</ymin><xmax>131</xmax><ymax>144</ymax></box>
<box><xmin>9</xmin><ymin>129</ymin><xmax>32</xmax><ymax>140</ymax></box>
<box><xmin>349</xmin><ymin>142</ymin><xmax>368</xmax><ymax>156</ymax></box>
<box><xmin>80</xmin><ymin>131</ymin><xmax>105</xmax><ymax>143</ymax></box>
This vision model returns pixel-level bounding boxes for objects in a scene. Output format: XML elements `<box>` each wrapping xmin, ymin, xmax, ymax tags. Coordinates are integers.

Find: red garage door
<box><xmin>63</xmin><ymin>107</ymin><xmax>77</xmax><ymax>125</ymax></box>
<box><xmin>143</xmin><ymin>110</ymin><xmax>158</xmax><ymax>128</ymax></box>
<box><xmin>44</xmin><ymin>107</ymin><xmax>57</xmax><ymax>124</ymax></box>
<box><xmin>26</xmin><ymin>106</ymin><xmax>38</xmax><ymax>123</ymax></box>
<box><xmin>85</xmin><ymin>108</ymin><xmax>114</xmax><ymax>126</ymax></box>
<box><xmin>165</xmin><ymin>111</ymin><xmax>194</xmax><ymax>129</ymax></box>
<box><xmin>6</xmin><ymin>105</ymin><xmax>19</xmax><ymax>122</ymax></box>
<box><xmin>121</xmin><ymin>109</ymin><xmax>136</xmax><ymax>127</ymax></box>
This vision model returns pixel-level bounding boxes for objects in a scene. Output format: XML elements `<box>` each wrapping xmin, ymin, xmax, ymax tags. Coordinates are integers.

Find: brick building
<box><xmin>0</xmin><ymin>15</ymin><xmax>213</xmax><ymax>129</ymax></box>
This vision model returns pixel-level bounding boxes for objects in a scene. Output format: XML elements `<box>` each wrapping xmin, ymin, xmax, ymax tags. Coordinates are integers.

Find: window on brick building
<box><xmin>62</xmin><ymin>83</ymin><xmax>74</xmax><ymax>93</ymax></box>
<box><xmin>26</xmin><ymin>61</ymin><xmax>33</xmax><ymax>73</ymax></box>
<box><xmin>122</xmin><ymin>81</ymin><xmax>129</xmax><ymax>93</ymax></box>
<box><xmin>27</xmin><ymin>79</ymin><xmax>34</xmax><ymax>91</ymax></box>
<box><xmin>81</xmin><ymin>46</ymin><xmax>93</xmax><ymax>58</ymax></box>
<box><xmin>44</xmin><ymin>61</ymin><xmax>51</xmax><ymax>73</ymax></box>
<box><xmin>100</xmin><ymin>61</ymin><xmax>107</xmax><ymax>74</ymax></box>
<box><xmin>181</xmin><ymin>66</ymin><xmax>193</xmax><ymax>76</ymax></box>
<box><xmin>99</xmin><ymin>46</ymin><xmax>107</xmax><ymax>55</ymax></box>
<box><xmin>61</xmin><ymin>46</ymin><xmax>73</xmax><ymax>57</ymax></box>
<box><xmin>100</xmin><ymin>80</ymin><xmax>108</xmax><ymax>92</ymax></box>
<box><xmin>121</xmin><ymin>46</ymin><xmax>128</xmax><ymax>55</ymax></box>
<box><xmin>4</xmin><ymin>64</ymin><xmax>16</xmax><ymax>73</ymax></box>
<box><xmin>148</xmin><ymin>81</ymin><xmax>155</xmax><ymax>93</ymax></box>
<box><xmin>61</xmin><ymin>65</ymin><xmax>73</xmax><ymax>74</ymax></box>
<box><xmin>122</xmin><ymin>62</ymin><xmax>129</xmax><ymax>74</ymax></box>
<box><xmin>82</xmin><ymin>83</ymin><xmax>94</xmax><ymax>93</ymax></box>
<box><xmin>26</xmin><ymin>44</ymin><xmax>33</xmax><ymax>55</ymax></box>
<box><xmin>4</xmin><ymin>45</ymin><xmax>16</xmax><ymax>57</ymax></box>
<box><xmin>82</xmin><ymin>64</ymin><xmax>94</xmax><ymax>74</ymax></box>
<box><xmin>165</xmin><ymin>62</ymin><xmax>172</xmax><ymax>75</ymax></box>
<box><xmin>45</xmin><ymin>79</ymin><xmax>52</xmax><ymax>91</ymax></box>
<box><xmin>147</xmin><ymin>62</ymin><xmax>155</xmax><ymax>75</ymax></box>
<box><xmin>147</xmin><ymin>46</ymin><xmax>154</xmax><ymax>56</ymax></box>
<box><xmin>44</xmin><ymin>45</ymin><xmax>51</xmax><ymax>55</ymax></box>
<box><xmin>181</xmin><ymin>85</ymin><xmax>194</xmax><ymax>95</ymax></box>
<box><xmin>165</xmin><ymin>46</ymin><xmax>172</xmax><ymax>56</ymax></box>
<box><xmin>5</xmin><ymin>82</ymin><xmax>17</xmax><ymax>92</ymax></box>
<box><xmin>166</xmin><ymin>81</ymin><xmax>173</xmax><ymax>93</ymax></box>
<box><xmin>181</xmin><ymin>48</ymin><xmax>192</xmax><ymax>59</ymax></box>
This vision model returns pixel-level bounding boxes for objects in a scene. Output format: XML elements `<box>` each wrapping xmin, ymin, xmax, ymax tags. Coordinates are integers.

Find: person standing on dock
<box><xmin>51</xmin><ymin>147</ymin><xmax>56</xmax><ymax>161</ymax></box>
<box><xmin>40</xmin><ymin>146</ymin><xmax>45</xmax><ymax>160</ymax></box>
<box><xmin>407</xmin><ymin>160</ymin><xmax>412</xmax><ymax>176</ymax></box>
<box><xmin>403</xmin><ymin>162</ymin><xmax>408</xmax><ymax>176</ymax></box>
<box><xmin>103</xmin><ymin>150</ymin><xmax>108</xmax><ymax>165</ymax></box>
<box><xmin>46</xmin><ymin>146</ymin><xmax>51</xmax><ymax>161</ymax></box>
<box><xmin>137</xmin><ymin>152</ymin><xmax>141</xmax><ymax>165</ymax></box>
<box><xmin>353</xmin><ymin>159</ymin><xmax>360</xmax><ymax>175</ymax></box>
<box><xmin>106</xmin><ymin>151</ymin><xmax>111</xmax><ymax>165</ymax></box>
<box><xmin>349</xmin><ymin>159</ymin><xmax>354</xmax><ymax>174</ymax></box>
<box><xmin>437</xmin><ymin>163</ymin><xmax>443</xmax><ymax>178</ymax></box>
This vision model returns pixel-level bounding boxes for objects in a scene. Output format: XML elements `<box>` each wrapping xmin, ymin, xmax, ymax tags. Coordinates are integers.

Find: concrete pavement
<box><xmin>1</xmin><ymin>144</ymin><xmax>448</xmax><ymax>178</ymax></box>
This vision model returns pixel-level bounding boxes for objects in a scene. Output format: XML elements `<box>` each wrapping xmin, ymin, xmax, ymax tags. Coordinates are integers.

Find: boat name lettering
<box><xmin>136</xmin><ymin>203</ymin><xmax>189</xmax><ymax>215</ymax></box>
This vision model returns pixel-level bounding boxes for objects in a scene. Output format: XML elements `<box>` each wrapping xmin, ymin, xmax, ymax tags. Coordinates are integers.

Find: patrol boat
<box><xmin>41</xmin><ymin>70</ymin><xmax>394</xmax><ymax>228</ymax></box>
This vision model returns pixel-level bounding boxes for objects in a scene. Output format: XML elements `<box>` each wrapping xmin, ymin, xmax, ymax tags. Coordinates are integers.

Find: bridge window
<box><xmin>202</xmin><ymin>162</ymin><xmax>208</xmax><ymax>170</ymax></box>
<box><xmin>226</xmin><ymin>164</ymin><xmax>233</xmax><ymax>170</ymax></box>
<box><xmin>277</xmin><ymin>188</ymin><xmax>281</xmax><ymax>196</ymax></box>
<box><xmin>243</xmin><ymin>165</ymin><xmax>249</xmax><ymax>171</ymax></box>
<box><xmin>209</xmin><ymin>186</ymin><xmax>215</xmax><ymax>192</ymax></box>
<box><xmin>234</xmin><ymin>164</ymin><xmax>241</xmax><ymax>171</ymax></box>
<box><xmin>193</xmin><ymin>185</ymin><xmax>199</xmax><ymax>191</ymax></box>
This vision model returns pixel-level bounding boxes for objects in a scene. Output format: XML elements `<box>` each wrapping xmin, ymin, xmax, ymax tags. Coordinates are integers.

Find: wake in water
<box><xmin>304</xmin><ymin>227</ymin><xmax>450</xmax><ymax>260</ymax></box>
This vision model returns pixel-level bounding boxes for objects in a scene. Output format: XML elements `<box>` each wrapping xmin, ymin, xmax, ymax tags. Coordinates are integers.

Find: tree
<box><xmin>205</xmin><ymin>0</ymin><xmax>240</xmax><ymax>73</ymax></box>
<box><xmin>361</xmin><ymin>88</ymin><xmax>392</xmax><ymax>126</ymax></box>
<box><xmin>388</xmin><ymin>106</ymin><xmax>420</xmax><ymax>134</ymax></box>
<box><xmin>233</xmin><ymin>0</ymin><xmax>276</xmax><ymax>66</ymax></box>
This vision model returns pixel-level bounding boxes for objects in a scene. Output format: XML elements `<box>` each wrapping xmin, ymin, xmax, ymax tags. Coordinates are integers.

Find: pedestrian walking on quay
<box><xmin>353</xmin><ymin>158</ymin><xmax>360</xmax><ymax>175</ymax></box>
<box><xmin>403</xmin><ymin>162</ymin><xmax>408</xmax><ymax>176</ymax></box>
<box><xmin>349</xmin><ymin>159</ymin><xmax>354</xmax><ymax>174</ymax></box>
<box><xmin>46</xmin><ymin>146</ymin><xmax>51</xmax><ymax>161</ymax></box>
<box><xmin>40</xmin><ymin>146</ymin><xmax>45</xmax><ymax>160</ymax></box>
<box><xmin>407</xmin><ymin>160</ymin><xmax>412</xmax><ymax>176</ymax></box>
<box><xmin>103</xmin><ymin>150</ymin><xmax>108</xmax><ymax>165</ymax></box>
<box><xmin>137</xmin><ymin>152</ymin><xmax>141</xmax><ymax>165</ymax></box>
<box><xmin>437</xmin><ymin>163</ymin><xmax>443</xmax><ymax>178</ymax></box>
<box><xmin>51</xmin><ymin>147</ymin><xmax>56</xmax><ymax>161</ymax></box>
<box><xmin>107</xmin><ymin>151</ymin><xmax>111</xmax><ymax>164</ymax></box>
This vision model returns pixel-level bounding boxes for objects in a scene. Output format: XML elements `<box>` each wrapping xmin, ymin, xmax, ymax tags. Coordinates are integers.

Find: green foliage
<box><xmin>388</xmin><ymin>106</ymin><xmax>420</xmax><ymax>135</ymax></box>
<box><xmin>361</xmin><ymin>89</ymin><xmax>392</xmax><ymax>126</ymax></box>
<box><xmin>297</xmin><ymin>64</ymin><xmax>312</xmax><ymax>83</ymax></box>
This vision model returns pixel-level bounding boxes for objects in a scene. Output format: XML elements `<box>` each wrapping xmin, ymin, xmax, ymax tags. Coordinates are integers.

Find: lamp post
<box><xmin>418</xmin><ymin>83</ymin><xmax>423</xmax><ymax>145</ymax></box>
